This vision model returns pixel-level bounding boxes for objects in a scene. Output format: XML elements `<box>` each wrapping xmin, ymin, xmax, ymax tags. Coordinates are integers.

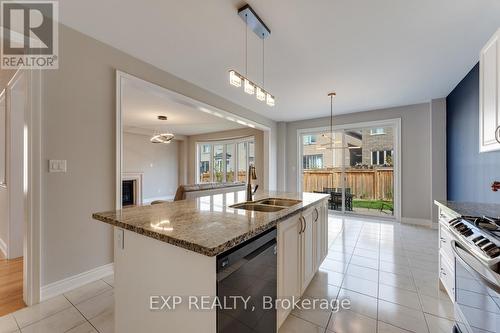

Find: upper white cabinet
<box><xmin>479</xmin><ymin>28</ymin><xmax>500</xmax><ymax>153</ymax></box>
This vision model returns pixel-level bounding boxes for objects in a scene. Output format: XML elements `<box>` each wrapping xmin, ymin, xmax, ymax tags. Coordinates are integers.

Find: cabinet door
<box><xmin>321</xmin><ymin>201</ymin><xmax>329</xmax><ymax>262</ymax></box>
<box><xmin>301</xmin><ymin>208</ymin><xmax>315</xmax><ymax>292</ymax></box>
<box><xmin>480</xmin><ymin>29</ymin><xmax>500</xmax><ymax>152</ymax></box>
<box><xmin>313</xmin><ymin>205</ymin><xmax>324</xmax><ymax>271</ymax></box>
<box><xmin>277</xmin><ymin>215</ymin><xmax>301</xmax><ymax>327</ymax></box>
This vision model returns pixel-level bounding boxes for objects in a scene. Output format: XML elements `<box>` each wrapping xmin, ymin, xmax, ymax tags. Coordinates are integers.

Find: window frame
<box><xmin>196</xmin><ymin>136</ymin><xmax>255</xmax><ymax>184</ymax></box>
<box><xmin>371</xmin><ymin>149</ymin><xmax>393</xmax><ymax>165</ymax></box>
<box><xmin>370</xmin><ymin>127</ymin><xmax>386</xmax><ymax>136</ymax></box>
<box><xmin>303</xmin><ymin>154</ymin><xmax>323</xmax><ymax>169</ymax></box>
<box><xmin>303</xmin><ymin>134</ymin><xmax>317</xmax><ymax>145</ymax></box>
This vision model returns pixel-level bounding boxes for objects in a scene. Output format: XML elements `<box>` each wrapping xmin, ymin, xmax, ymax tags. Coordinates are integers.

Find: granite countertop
<box><xmin>435</xmin><ymin>200</ymin><xmax>500</xmax><ymax>218</ymax></box>
<box><xmin>93</xmin><ymin>191</ymin><xmax>329</xmax><ymax>257</ymax></box>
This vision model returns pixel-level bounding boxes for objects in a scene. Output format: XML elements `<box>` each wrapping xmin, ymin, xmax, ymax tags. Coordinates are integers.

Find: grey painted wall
<box><xmin>123</xmin><ymin>132</ymin><xmax>179</xmax><ymax>201</ymax></box>
<box><xmin>284</xmin><ymin>103</ymin><xmax>435</xmax><ymax>222</ymax></box>
<box><xmin>40</xmin><ymin>25</ymin><xmax>277</xmax><ymax>286</ymax></box>
<box><xmin>430</xmin><ymin>99</ymin><xmax>447</xmax><ymax>225</ymax></box>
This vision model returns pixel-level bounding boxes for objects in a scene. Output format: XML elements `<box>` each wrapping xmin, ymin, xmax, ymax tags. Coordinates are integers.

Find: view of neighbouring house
<box><xmin>301</xmin><ymin>126</ymin><xmax>395</xmax><ymax>216</ymax></box>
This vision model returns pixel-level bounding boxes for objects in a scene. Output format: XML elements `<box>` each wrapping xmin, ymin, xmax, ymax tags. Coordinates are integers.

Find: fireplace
<box><xmin>122</xmin><ymin>180</ymin><xmax>135</xmax><ymax>206</ymax></box>
<box><xmin>122</xmin><ymin>173</ymin><xmax>143</xmax><ymax>207</ymax></box>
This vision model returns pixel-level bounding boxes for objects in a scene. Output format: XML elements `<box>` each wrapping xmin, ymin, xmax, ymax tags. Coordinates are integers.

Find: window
<box><xmin>199</xmin><ymin>145</ymin><xmax>211</xmax><ymax>183</ymax></box>
<box><xmin>371</xmin><ymin>150</ymin><xmax>393</xmax><ymax>165</ymax></box>
<box><xmin>197</xmin><ymin>137</ymin><xmax>255</xmax><ymax>183</ymax></box>
<box><xmin>201</xmin><ymin>144</ymin><xmax>211</xmax><ymax>153</ymax></box>
<box><xmin>370</xmin><ymin>128</ymin><xmax>385</xmax><ymax>135</ymax></box>
<box><xmin>303</xmin><ymin>135</ymin><xmax>317</xmax><ymax>145</ymax></box>
<box><xmin>303</xmin><ymin>154</ymin><xmax>323</xmax><ymax>169</ymax></box>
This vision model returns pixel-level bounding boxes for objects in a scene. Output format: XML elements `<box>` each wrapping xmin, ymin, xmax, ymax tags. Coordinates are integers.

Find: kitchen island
<box><xmin>93</xmin><ymin>190</ymin><xmax>329</xmax><ymax>333</ymax></box>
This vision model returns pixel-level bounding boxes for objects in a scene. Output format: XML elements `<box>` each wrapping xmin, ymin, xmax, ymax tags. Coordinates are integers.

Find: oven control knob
<box><xmin>486</xmin><ymin>247</ymin><xmax>500</xmax><ymax>258</ymax></box>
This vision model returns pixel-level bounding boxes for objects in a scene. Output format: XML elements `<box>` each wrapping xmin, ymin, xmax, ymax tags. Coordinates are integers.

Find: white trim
<box><xmin>143</xmin><ymin>194</ymin><xmax>175</xmax><ymax>204</ymax></box>
<box><xmin>0</xmin><ymin>237</ymin><xmax>6</xmax><ymax>257</ymax></box>
<box><xmin>40</xmin><ymin>263</ymin><xmax>114</xmax><ymax>302</ymax></box>
<box><xmin>26</xmin><ymin>69</ymin><xmax>42</xmax><ymax>305</ymax></box>
<box><xmin>401</xmin><ymin>217</ymin><xmax>432</xmax><ymax>228</ymax></box>
<box><xmin>296</xmin><ymin>118</ymin><xmax>402</xmax><ymax>221</ymax></box>
<box><xmin>122</xmin><ymin>172</ymin><xmax>143</xmax><ymax>206</ymax></box>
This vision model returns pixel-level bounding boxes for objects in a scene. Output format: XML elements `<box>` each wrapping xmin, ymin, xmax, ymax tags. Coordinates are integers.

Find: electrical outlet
<box><xmin>115</xmin><ymin>228</ymin><xmax>124</xmax><ymax>250</ymax></box>
<box><xmin>49</xmin><ymin>160</ymin><xmax>67</xmax><ymax>173</ymax></box>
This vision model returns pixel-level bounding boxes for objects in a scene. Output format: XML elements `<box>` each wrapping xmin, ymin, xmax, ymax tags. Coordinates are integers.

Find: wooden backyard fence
<box><xmin>303</xmin><ymin>168</ymin><xmax>394</xmax><ymax>200</ymax></box>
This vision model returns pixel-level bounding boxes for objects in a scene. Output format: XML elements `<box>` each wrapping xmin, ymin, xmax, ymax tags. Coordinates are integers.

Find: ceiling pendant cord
<box><xmin>328</xmin><ymin>92</ymin><xmax>336</xmax><ymax>148</ymax></box>
<box><xmin>330</xmin><ymin>94</ymin><xmax>333</xmax><ymax>148</ymax></box>
<box><xmin>262</xmin><ymin>33</ymin><xmax>265</xmax><ymax>88</ymax></box>
<box><xmin>245</xmin><ymin>13</ymin><xmax>248</xmax><ymax>77</ymax></box>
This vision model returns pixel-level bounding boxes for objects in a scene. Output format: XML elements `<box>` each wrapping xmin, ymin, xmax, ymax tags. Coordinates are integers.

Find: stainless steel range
<box><xmin>444</xmin><ymin>215</ymin><xmax>500</xmax><ymax>333</ymax></box>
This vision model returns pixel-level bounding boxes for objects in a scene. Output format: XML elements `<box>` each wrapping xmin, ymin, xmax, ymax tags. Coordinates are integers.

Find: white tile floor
<box><xmin>281</xmin><ymin>215</ymin><xmax>455</xmax><ymax>333</ymax></box>
<box><xmin>0</xmin><ymin>215</ymin><xmax>455</xmax><ymax>333</ymax></box>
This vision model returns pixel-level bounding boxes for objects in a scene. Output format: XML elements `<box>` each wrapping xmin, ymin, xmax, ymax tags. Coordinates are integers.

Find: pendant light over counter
<box><xmin>319</xmin><ymin>92</ymin><xmax>360</xmax><ymax>150</ymax></box>
<box><xmin>229</xmin><ymin>4</ymin><xmax>275</xmax><ymax>107</ymax></box>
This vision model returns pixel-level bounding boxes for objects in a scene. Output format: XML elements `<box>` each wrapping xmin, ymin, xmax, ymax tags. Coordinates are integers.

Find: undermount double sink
<box><xmin>230</xmin><ymin>198</ymin><xmax>302</xmax><ymax>212</ymax></box>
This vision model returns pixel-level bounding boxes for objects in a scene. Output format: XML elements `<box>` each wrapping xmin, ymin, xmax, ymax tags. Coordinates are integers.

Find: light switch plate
<box><xmin>49</xmin><ymin>160</ymin><xmax>67</xmax><ymax>173</ymax></box>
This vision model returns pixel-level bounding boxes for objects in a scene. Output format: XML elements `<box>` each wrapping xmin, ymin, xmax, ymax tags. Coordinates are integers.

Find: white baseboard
<box><xmin>40</xmin><ymin>263</ymin><xmax>114</xmax><ymax>302</ymax></box>
<box><xmin>401</xmin><ymin>217</ymin><xmax>432</xmax><ymax>227</ymax></box>
<box><xmin>0</xmin><ymin>237</ymin><xmax>7</xmax><ymax>258</ymax></box>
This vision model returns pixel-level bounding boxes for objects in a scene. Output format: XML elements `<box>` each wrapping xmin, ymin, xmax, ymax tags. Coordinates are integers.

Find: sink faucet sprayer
<box><xmin>246</xmin><ymin>164</ymin><xmax>258</xmax><ymax>201</ymax></box>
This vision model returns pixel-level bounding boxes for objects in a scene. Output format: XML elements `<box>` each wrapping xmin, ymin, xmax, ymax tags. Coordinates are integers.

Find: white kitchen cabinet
<box><xmin>479</xmin><ymin>28</ymin><xmax>500</xmax><ymax>153</ymax></box>
<box><xmin>320</xmin><ymin>201</ymin><xmax>328</xmax><ymax>263</ymax></box>
<box><xmin>437</xmin><ymin>206</ymin><xmax>458</xmax><ymax>302</ymax></box>
<box><xmin>277</xmin><ymin>213</ymin><xmax>302</xmax><ymax>326</ymax></box>
<box><xmin>314</xmin><ymin>202</ymin><xmax>329</xmax><ymax>272</ymax></box>
<box><xmin>301</xmin><ymin>208</ymin><xmax>316</xmax><ymax>292</ymax></box>
<box><xmin>277</xmin><ymin>200</ymin><xmax>328</xmax><ymax>328</ymax></box>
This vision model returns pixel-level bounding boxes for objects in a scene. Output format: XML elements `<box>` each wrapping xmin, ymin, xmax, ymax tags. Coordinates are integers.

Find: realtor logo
<box><xmin>1</xmin><ymin>1</ymin><xmax>58</xmax><ymax>69</ymax></box>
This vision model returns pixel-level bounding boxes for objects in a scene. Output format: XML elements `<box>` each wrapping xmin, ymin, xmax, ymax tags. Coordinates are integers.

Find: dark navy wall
<box><xmin>446</xmin><ymin>63</ymin><xmax>500</xmax><ymax>203</ymax></box>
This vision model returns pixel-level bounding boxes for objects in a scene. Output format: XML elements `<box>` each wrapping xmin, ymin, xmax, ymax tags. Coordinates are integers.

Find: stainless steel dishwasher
<box><xmin>216</xmin><ymin>228</ymin><xmax>277</xmax><ymax>333</ymax></box>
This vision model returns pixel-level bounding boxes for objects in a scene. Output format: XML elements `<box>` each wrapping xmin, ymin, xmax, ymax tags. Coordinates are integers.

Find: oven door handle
<box><xmin>451</xmin><ymin>240</ymin><xmax>500</xmax><ymax>294</ymax></box>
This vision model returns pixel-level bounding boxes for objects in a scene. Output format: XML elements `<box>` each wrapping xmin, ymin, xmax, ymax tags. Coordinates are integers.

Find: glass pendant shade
<box><xmin>256</xmin><ymin>87</ymin><xmax>266</xmax><ymax>101</ymax></box>
<box><xmin>266</xmin><ymin>93</ymin><xmax>275</xmax><ymax>106</ymax></box>
<box><xmin>150</xmin><ymin>133</ymin><xmax>175</xmax><ymax>144</ymax></box>
<box><xmin>244</xmin><ymin>79</ymin><xmax>255</xmax><ymax>95</ymax></box>
<box><xmin>229</xmin><ymin>70</ymin><xmax>242</xmax><ymax>87</ymax></box>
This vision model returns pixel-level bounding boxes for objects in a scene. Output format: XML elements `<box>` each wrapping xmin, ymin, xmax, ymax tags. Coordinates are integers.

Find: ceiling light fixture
<box><xmin>229</xmin><ymin>4</ymin><xmax>275</xmax><ymax>107</ymax></box>
<box><xmin>150</xmin><ymin>115</ymin><xmax>175</xmax><ymax>144</ymax></box>
<box><xmin>320</xmin><ymin>93</ymin><xmax>361</xmax><ymax>150</ymax></box>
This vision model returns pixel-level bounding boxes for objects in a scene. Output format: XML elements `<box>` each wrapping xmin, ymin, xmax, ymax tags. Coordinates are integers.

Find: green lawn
<box><xmin>353</xmin><ymin>199</ymin><xmax>393</xmax><ymax>211</ymax></box>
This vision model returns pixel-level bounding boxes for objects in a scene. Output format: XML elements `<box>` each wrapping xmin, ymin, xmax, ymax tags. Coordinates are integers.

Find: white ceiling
<box><xmin>122</xmin><ymin>76</ymin><xmax>245</xmax><ymax>136</ymax></box>
<box><xmin>60</xmin><ymin>0</ymin><xmax>500</xmax><ymax>122</ymax></box>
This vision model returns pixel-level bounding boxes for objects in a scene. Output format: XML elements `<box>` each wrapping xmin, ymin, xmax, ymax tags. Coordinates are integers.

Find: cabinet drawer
<box><xmin>439</xmin><ymin>253</ymin><xmax>455</xmax><ymax>301</ymax></box>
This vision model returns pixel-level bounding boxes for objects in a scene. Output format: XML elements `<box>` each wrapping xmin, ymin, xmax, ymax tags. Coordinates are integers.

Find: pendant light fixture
<box><xmin>319</xmin><ymin>93</ymin><xmax>360</xmax><ymax>150</ymax></box>
<box><xmin>150</xmin><ymin>115</ymin><xmax>175</xmax><ymax>144</ymax></box>
<box><xmin>229</xmin><ymin>4</ymin><xmax>275</xmax><ymax>106</ymax></box>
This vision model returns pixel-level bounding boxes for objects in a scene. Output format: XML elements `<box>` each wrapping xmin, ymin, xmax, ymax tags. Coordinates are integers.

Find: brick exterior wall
<box><xmin>302</xmin><ymin>127</ymin><xmax>394</xmax><ymax>169</ymax></box>
<box><xmin>361</xmin><ymin>127</ymin><xmax>394</xmax><ymax>165</ymax></box>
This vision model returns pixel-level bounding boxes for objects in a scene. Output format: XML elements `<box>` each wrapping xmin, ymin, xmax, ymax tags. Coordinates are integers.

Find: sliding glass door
<box><xmin>300</xmin><ymin>124</ymin><xmax>396</xmax><ymax>218</ymax></box>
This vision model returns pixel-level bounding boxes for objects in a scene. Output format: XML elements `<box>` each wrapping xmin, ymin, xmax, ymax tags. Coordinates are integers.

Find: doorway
<box><xmin>298</xmin><ymin>119</ymin><xmax>401</xmax><ymax>220</ymax></box>
<box><xmin>0</xmin><ymin>69</ymin><xmax>41</xmax><ymax>314</ymax></box>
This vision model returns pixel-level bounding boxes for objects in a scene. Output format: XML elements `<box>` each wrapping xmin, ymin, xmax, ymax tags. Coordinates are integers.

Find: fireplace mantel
<box><xmin>122</xmin><ymin>172</ymin><xmax>143</xmax><ymax>206</ymax></box>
